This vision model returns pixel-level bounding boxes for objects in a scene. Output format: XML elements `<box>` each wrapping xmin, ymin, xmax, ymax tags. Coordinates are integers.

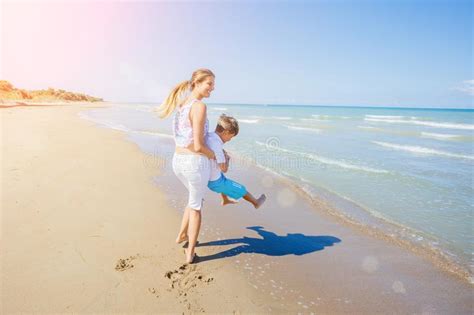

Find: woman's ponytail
<box><xmin>157</xmin><ymin>80</ymin><xmax>190</xmax><ymax>118</ymax></box>
<box><xmin>156</xmin><ymin>68</ymin><xmax>214</xmax><ymax>118</ymax></box>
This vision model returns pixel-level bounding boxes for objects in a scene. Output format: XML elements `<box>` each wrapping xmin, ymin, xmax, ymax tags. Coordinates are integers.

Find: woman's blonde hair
<box><xmin>157</xmin><ymin>68</ymin><xmax>215</xmax><ymax>118</ymax></box>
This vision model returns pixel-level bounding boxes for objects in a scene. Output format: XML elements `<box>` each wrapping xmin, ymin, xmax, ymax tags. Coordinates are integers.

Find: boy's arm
<box><xmin>218</xmin><ymin>149</ymin><xmax>230</xmax><ymax>173</ymax></box>
<box><xmin>219</xmin><ymin>165</ymin><xmax>228</xmax><ymax>173</ymax></box>
<box><xmin>213</xmin><ymin>146</ymin><xmax>227</xmax><ymax>172</ymax></box>
<box><xmin>218</xmin><ymin>162</ymin><xmax>228</xmax><ymax>173</ymax></box>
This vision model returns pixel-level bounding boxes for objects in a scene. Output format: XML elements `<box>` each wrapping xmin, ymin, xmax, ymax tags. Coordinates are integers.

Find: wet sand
<box><xmin>1</xmin><ymin>103</ymin><xmax>472</xmax><ymax>314</ymax></box>
<box><xmin>153</xmin><ymin>133</ymin><xmax>474</xmax><ymax>314</ymax></box>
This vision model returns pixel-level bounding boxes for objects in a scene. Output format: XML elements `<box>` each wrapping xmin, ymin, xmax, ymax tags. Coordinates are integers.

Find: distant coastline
<box><xmin>0</xmin><ymin>80</ymin><xmax>103</xmax><ymax>104</ymax></box>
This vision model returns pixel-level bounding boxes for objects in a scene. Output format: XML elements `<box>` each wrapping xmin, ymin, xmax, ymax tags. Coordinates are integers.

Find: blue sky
<box><xmin>2</xmin><ymin>0</ymin><xmax>472</xmax><ymax>108</ymax></box>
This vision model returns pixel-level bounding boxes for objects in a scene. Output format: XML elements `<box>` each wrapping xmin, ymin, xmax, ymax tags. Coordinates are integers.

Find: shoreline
<box><xmin>146</xmin><ymin>132</ymin><xmax>472</xmax><ymax>313</ymax></box>
<box><xmin>2</xmin><ymin>102</ymin><xmax>472</xmax><ymax>314</ymax></box>
<box><xmin>245</xmin><ymin>157</ymin><xmax>473</xmax><ymax>283</ymax></box>
<box><xmin>80</xmin><ymin>104</ymin><xmax>472</xmax><ymax>284</ymax></box>
<box><xmin>276</xmin><ymin>168</ymin><xmax>472</xmax><ymax>283</ymax></box>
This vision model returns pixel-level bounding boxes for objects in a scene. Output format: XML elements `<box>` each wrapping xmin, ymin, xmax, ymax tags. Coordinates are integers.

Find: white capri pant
<box><xmin>172</xmin><ymin>153</ymin><xmax>211</xmax><ymax>211</ymax></box>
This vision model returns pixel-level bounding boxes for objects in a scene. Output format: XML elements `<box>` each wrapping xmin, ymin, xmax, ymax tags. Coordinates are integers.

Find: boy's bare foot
<box><xmin>176</xmin><ymin>234</ymin><xmax>188</xmax><ymax>244</ymax></box>
<box><xmin>221</xmin><ymin>198</ymin><xmax>238</xmax><ymax>206</ymax></box>
<box><xmin>254</xmin><ymin>194</ymin><xmax>266</xmax><ymax>209</ymax></box>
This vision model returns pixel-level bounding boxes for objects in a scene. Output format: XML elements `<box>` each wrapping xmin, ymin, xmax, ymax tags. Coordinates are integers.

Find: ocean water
<box><xmin>79</xmin><ymin>103</ymin><xmax>474</xmax><ymax>275</ymax></box>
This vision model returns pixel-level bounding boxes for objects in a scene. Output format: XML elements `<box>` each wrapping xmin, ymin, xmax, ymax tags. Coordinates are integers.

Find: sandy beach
<box><xmin>1</xmin><ymin>103</ymin><xmax>472</xmax><ymax>314</ymax></box>
<box><xmin>1</xmin><ymin>103</ymin><xmax>268</xmax><ymax>313</ymax></box>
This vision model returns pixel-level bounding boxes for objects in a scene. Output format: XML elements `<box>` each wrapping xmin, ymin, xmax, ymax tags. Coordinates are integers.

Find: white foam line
<box><xmin>357</xmin><ymin>125</ymin><xmax>382</xmax><ymax>131</ymax></box>
<box><xmin>270</xmin><ymin>116</ymin><xmax>293</xmax><ymax>120</ymax></box>
<box><xmin>255</xmin><ymin>141</ymin><xmax>389</xmax><ymax>174</ymax></box>
<box><xmin>240</xmin><ymin>119</ymin><xmax>259</xmax><ymax>124</ymax></box>
<box><xmin>365</xmin><ymin>115</ymin><xmax>406</xmax><ymax>119</ymax></box>
<box><xmin>286</xmin><ymin>125</ymin><xmax>322</xmax><ymax>133</ymax></box>
<box><xmin>79</xmin><ymin>114</ymin><xmax>131</xmax><ymax>132</ymax></box>
<box><xmin>365</xmin><ymin>118</ymin><xmax>474</xmax><ymax>130</ymax></box>
<box><xmin>132</xmin><ymin>130</ymin><xmax>173</xmax><ymax>138</ymax></box>
<box><xmin>373</xmin><ymin>141</ymin><xmax>474</xmax><ymax>160</ymax></box>
<box><xmin>420</xmin><ymin>132</ymin><xmax>462</xmax><ymax>141</ymax></box>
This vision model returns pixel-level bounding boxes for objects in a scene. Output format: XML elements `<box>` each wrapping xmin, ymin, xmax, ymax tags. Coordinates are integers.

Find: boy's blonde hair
<box><xmin>216</xmin><ymin>114</ymin><xmax>239</xmax><ymax>136</ymax></box>
<box><xmin>157</xmin><ymin>68</ymin><xmax>215</xmax><ymax>119</ymax></box>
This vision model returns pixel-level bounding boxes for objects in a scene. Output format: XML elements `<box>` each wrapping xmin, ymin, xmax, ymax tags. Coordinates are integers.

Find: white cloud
<box><xmin>452</xmin><ymin>80</ymin><xmax>474</xmax><ymax>96</ymax></box>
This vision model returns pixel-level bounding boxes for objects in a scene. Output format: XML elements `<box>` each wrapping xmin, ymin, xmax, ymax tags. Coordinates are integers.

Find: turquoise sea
<box><xmin>79</xmin><ymin>103</ymin><xmax>474</xmax><ymax>277</ymax></box>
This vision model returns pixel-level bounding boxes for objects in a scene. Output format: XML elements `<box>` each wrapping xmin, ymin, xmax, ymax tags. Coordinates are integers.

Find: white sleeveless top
<box><xmin>173</xmin><ymin>99</ymin><xmax>209</xmax><ymax>148</ymax></box>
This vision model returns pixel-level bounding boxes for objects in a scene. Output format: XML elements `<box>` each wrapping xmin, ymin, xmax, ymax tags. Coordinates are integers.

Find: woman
<box><xmin>158</xmin><ymin>68</ymin><xmax>216</xmax><ymax>263</ymax></box>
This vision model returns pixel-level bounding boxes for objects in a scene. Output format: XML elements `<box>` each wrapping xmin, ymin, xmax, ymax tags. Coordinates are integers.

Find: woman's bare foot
<box><xmin>221</xmin><ymin>198</ymin><xmax>238</xmax><ymax>206</ymax></box>
<box><xmin>254</xmin><ymin>194</ymin><xmax>266</xmax><ymax>209</ymax></box>
<box><xmin>184</xmin><ymin>248</ymin><xmax>196</xmax><ymax>264</ymax></box>
<box><xmin>176</xmin><ymin>234</ymin><xmax>188</xmax><ymax>244</ymax></box>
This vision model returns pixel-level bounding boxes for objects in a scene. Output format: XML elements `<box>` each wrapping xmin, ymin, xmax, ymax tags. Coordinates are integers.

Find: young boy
<box><xmin>206</xmin><ymin>114</ymin><xmax>266</xmax><ymax>209</ymax></box>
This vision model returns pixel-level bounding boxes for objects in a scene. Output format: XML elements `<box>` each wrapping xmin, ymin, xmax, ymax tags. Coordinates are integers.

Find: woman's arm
<box><xmin>190</xmin><ymin>101</ymin><xmax>215</xmax><ymax>159</ymax></box>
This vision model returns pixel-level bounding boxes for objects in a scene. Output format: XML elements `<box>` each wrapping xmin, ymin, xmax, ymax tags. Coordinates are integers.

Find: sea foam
<box><xmin>239</xmin><ymin>119</ymin><xmax>260</xmax><ymax>124</ymax></box>
<box><xmin>365</xmin><ymin>117</ymin><xmax>474</xmax><ymax>130</ymax></box>
<box><xmin>286</xmin><ymin>125</ymin><xmax>322</xmax><ymax>133</ymax></box>
<box><xmin>420</xmin><ymin>132</ymin><xmax>463</xmax><ymax>141</ymax></box>
<box><xmin>255</xmin><ymin>141</ymin><xmax>389</xmax><ymax>174</ymax></box>
<box><xmin>373</xmin><ymin>141</ymin><xmax>474</xmax><ymax>160</ymax></box>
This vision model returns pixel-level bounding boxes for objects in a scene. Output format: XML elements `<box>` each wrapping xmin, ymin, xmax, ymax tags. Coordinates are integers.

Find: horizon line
<box><xmin>107</xmin><ymin>100</ymin><xmax>474</xmax><ymax>111</ymax></box>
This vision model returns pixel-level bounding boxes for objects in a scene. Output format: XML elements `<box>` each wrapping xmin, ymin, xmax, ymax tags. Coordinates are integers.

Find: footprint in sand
<box><xmin>162</xmin><ymin>264</ymin><xmax>212</xmax><ymax>312</ymax></box>
<box><xmin>164</xmin><ymin>264</ymin><xmax>214</xmax><ymax>294</ymax></box>
<box><xmin>115</xmin><ymin>253</ymin><xmax>141</xmax><ymax>271</ymax></box>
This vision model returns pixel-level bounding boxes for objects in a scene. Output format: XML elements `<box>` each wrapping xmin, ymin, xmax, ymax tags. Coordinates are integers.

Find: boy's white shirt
<box><xmin>206</xmin><ymin>132</ymin><xmax>226</xmax><ymax>181</ymax></box>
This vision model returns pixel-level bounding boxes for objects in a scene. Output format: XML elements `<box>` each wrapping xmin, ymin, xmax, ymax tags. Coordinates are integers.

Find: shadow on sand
<box><xmin>195</xmin><ymin>226</ymin><xmax>341</xmax><ymax>263</ymax></box>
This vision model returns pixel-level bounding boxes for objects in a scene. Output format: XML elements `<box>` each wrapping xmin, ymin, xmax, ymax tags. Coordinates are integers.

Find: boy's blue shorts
<box><xmin>207</xmin><ymin>174</ymin><xmax>247</xmax><ymax>200</ymax></box>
